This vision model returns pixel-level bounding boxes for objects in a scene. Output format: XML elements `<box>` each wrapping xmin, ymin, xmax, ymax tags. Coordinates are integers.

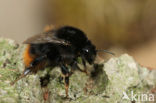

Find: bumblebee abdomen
<box><xmin>23</xmin><ymin>44</ymin><xmax>36</xmax><ymax>67</ymax></box>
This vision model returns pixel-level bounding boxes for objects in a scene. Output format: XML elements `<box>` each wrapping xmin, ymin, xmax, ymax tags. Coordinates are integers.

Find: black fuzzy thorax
<box><xmin>55</xmin><ymin>26</ymin><xmax>97</xmax><ymax>64</ymax></box>
<box><xmin>56</xmin><ymin>26</ymin><xmax>88</xmax><ymax>50</ymax></box>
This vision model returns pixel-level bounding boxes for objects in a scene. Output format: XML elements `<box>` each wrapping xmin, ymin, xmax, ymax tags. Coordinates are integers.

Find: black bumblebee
<box><xmin>11</xmin><ymin>26</ymin><xmax>113</xmax><ymax>97</ymax></box>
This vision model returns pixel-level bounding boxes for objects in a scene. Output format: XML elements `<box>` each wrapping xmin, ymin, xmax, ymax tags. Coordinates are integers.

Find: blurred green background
<box><xmin>0</xmin><ymin>0</ymin><xmax>156</xmax><ymax>67</ymax></box>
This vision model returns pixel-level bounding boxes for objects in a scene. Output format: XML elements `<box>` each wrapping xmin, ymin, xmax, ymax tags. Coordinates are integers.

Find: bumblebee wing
<box><xmin>23</xmin><ymin>30</ymin><xmax>69</xmax><ymax>45</ymax></box>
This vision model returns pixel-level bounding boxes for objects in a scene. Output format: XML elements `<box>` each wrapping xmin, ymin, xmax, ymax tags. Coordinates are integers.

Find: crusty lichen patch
<box><xmin>0</xmin><ymin>38</ymin><xmax>155</xmax><ymax>103</ymax></box>
<box><xmin>0</xmin><ymin>68</ymin><xmax>19</xmax><ymax>103</ymax></box>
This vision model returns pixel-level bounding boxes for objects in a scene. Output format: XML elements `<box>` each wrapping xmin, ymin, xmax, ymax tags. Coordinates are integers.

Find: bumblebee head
<box><xmin>81</xmin><ymin>41</ymin><xmax>96</xmax><ymax>64</ymax></box>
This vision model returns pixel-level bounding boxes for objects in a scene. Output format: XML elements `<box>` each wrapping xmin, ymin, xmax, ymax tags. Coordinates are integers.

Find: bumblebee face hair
<box><xmin>81</xmin><ymin>41</ymin><xmax>97</xmax><ymax>64</ymax></box>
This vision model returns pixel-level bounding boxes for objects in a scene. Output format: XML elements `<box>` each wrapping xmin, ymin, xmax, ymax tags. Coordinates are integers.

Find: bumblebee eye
<box><xmin>85</xmin><ymin>49</ymin><xmax>89</xmax><ymax>52</ymax></box>
<box><xmin>83</xmin><ymin>49</ymin><xmax>89</xmax><ymax>53</ymax></box>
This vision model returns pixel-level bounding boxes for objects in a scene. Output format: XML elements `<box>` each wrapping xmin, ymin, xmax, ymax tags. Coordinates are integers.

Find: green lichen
<box><xmin>0</xmin><ymin>38</ymin><xmax>155</xmax><ymax>103</ymax></box>
<box><xmin>0</xmin><ymin>68</ymin><xmax>19</xmax><ymax>103</ymax></box>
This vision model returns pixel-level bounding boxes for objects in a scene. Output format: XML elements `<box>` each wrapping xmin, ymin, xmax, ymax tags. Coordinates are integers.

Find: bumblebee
<box><xmin>11</xmin><ymin>26</ymin><xmax>113</xmax><ymax>97</ymax></box>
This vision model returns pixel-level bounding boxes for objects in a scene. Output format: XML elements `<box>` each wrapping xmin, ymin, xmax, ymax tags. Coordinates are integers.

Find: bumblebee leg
<box><xmin>26</xmin><ymin>55</ymin><xmax>47</xmax><ymax>73</ymax></box>
<box><xmin>11</xmin><ymin>55</ymin><xmax>47</xmax><ymax>85</ymax></box>
<box><xmin>10</xmin><ymin>68</ymin><xmax>31</xmax><ymax>85</ymax></box>
<box><xmin>22</xmin><ymin>55</ymin><xmax>47</xmax><ymax>75</ymax></box>
<box><xmin>81</xmin><ymin>58</ymin><xmax>89</xmax><ymax>74</ymax></box>
<box><xmin>72</xmin><ymin>61</ymin><xmax>88</xmax><ymax>75</ymax></box>
<box><xmin>40</xmin><ymin>74</ymin><xmax>50</xmax><ymax>87</ymax></box>
<box><xmin>64</xmin><ymin>76</ymin><xmax>69</xmax><ymax>97</ymax></box>
<box><xmin>82</xmin><ymin>58</ymin><xmax>86</xmax><ymax>68</ymax></box>
<box><xmin>23</xmin><ymin>68</ymin><xmax>31</xmax><ymax>75</ymax></box>
<box><xmin>60</xmin><ymin>64</ymin><xmax>70</xmax><ymax>97</ymax></box>
<box><xmin>58</xmin><ymin>76</ymin><xmax>64</xmax><ymax>84</ymax></box>
<box><xmin>29</xmin><ymin>55</ymin><xmax>47</xmax><ymax>68</ymax></box>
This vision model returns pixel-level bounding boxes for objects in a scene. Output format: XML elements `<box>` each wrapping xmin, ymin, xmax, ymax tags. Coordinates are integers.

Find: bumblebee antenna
<box><xmin>96</xmin><ymin>50</ymin><xmax>115</xmax><ymax>56</ymax></box>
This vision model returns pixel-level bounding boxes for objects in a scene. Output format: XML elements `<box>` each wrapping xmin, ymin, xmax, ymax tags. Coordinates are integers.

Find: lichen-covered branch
<box><xmin>0</xmin><ymin>38</ymin><xmax>155</xmax><ymax>103</ymax></box>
